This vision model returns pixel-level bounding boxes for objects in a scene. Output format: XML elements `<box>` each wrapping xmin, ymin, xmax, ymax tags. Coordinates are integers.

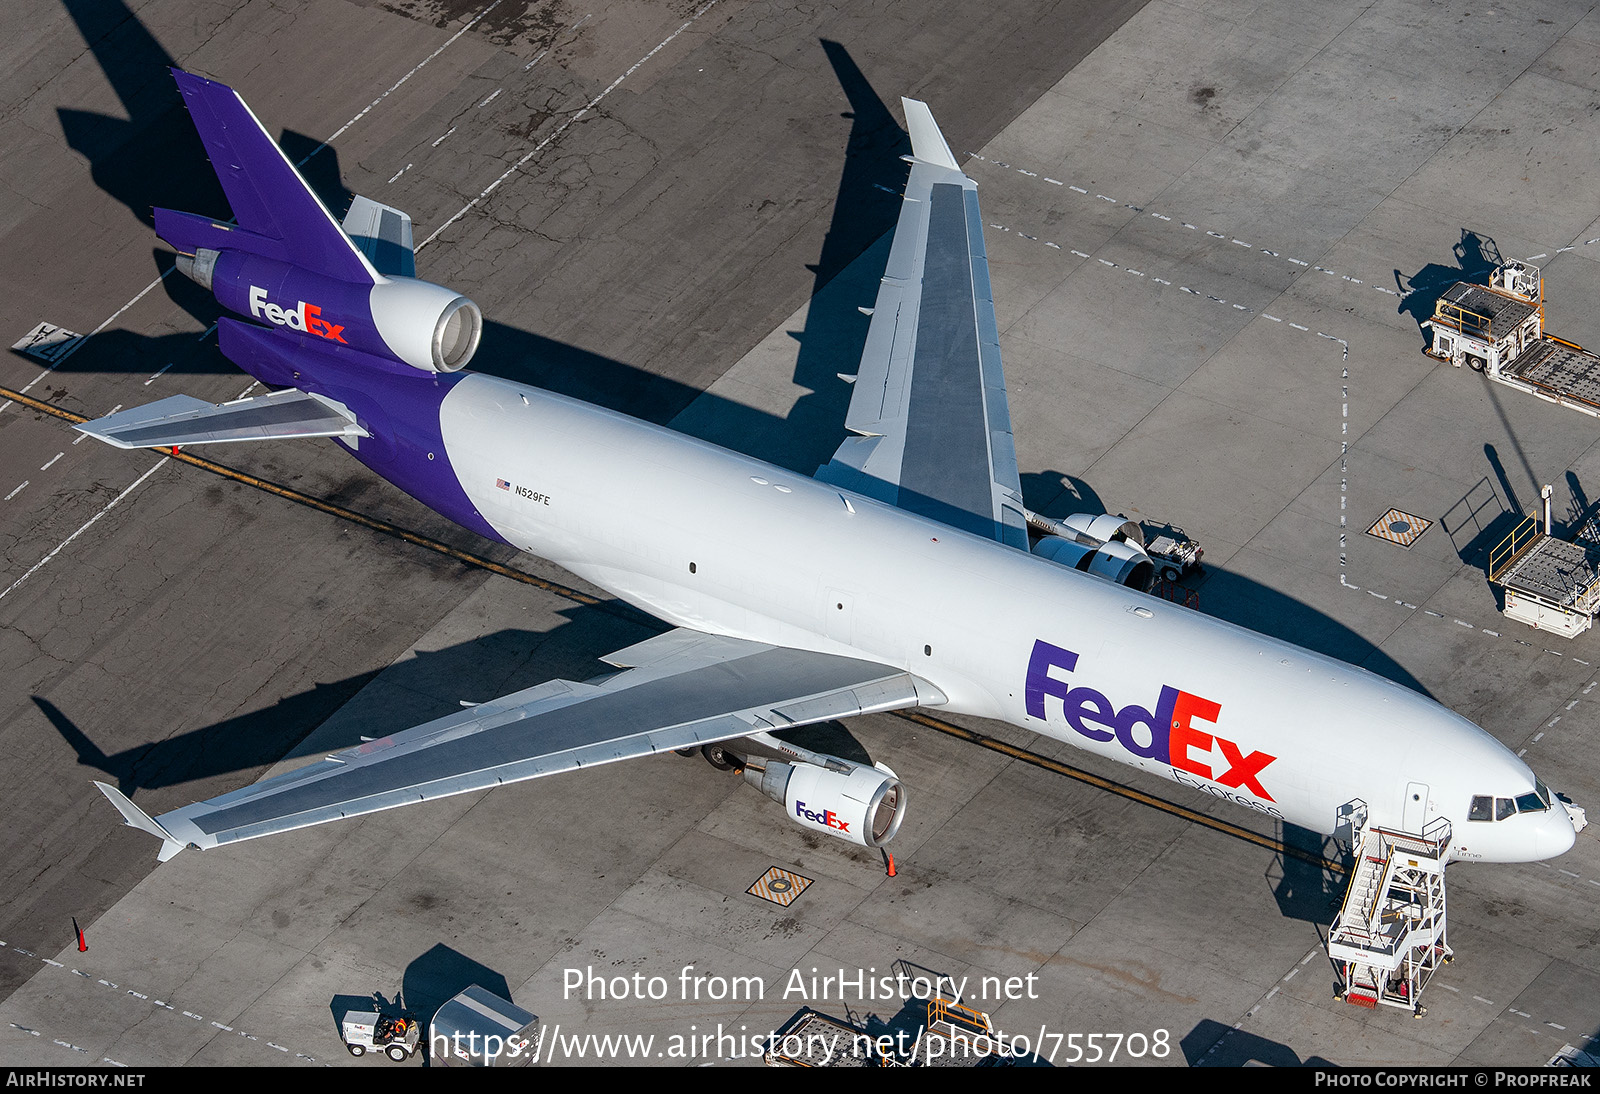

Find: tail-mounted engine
<box><xmin>176</xmin><ymin>247</ymin><xmax>481</xmax><ymax>373</ymax></box>
<box><xmin>744</xmin><ymin>756</ymin><xmax>907</xmax><ymax>848</ymax></box>
<box><xmin>1027</xmin><ymin>510</ymin><xmax>1155</xmax><ymax>591</ymax></box>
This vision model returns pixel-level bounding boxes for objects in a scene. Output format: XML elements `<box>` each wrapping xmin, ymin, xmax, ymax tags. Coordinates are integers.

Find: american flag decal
<box><xmin>496</xmin><ymin>478</ymin><xmax>511</xmax><ymax>491</ymax></box>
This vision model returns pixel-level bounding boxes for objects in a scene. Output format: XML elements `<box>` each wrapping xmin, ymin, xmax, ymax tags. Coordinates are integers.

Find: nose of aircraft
<box><xmin>1537</xmin><ymin>806</ymin><xmax>1578</xmax><ymax>859</ymax></box>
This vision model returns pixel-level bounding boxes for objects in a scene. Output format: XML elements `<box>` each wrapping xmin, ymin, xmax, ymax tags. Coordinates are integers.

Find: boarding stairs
<box><xmin>1328</xmin><ymin>802</ymin><xmax>1452</xmax><ymax>1016</ymax></box>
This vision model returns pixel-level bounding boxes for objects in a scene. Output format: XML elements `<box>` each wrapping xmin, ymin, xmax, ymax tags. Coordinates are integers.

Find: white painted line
<box><xmin>1096</xmin><ymin>194</ymin><xmax>1116</xmax><ymax>203</ymax></box>
<box><xmin>1518</xmin><ymin>748</ymin><xmax>1527</xmax><ymax>756</ymax></box>
<box><xmin>1263</xmin><ymin>314</ymin><xmax>1281</xmax><ymax>322</ymax></box>
<box><xmin>41</xmin><ymin>959</ymin><xmax>62</xmax><ymax>968</ymax></box>
<box><xmin>1559</xmin><ymin>870</ymin><xmax>1579</xmax><ymax>879</ymax></box>
<box><xmin>1481</xmin><ymin>628</ymin><xmax>1499</xmax><ymax>636</ymax></box>
<box><xmin>1534</xmin><ymin>732</ymin><xmax>1544</xmax><ymax>742</ymax></box>
<box><xmin>1182</xmin><ymin>223</ymin><xmax>1197</xmax><ymax>230</ymax></box>
<box><xmin>432</xmin><ymin>126</ymin><xmax>457</xmax><ymax>147</ymax></box>
<box><xmin>1289</xmin><ymin>322</ymin><xmax>1308</xmax><ymax>331</ymax></box>
<box><xmin>144</xmin><ymin>362</ymin><xmax>173</xmax><ymax>385</ymax></box>
<box><xmin>1548</xmin><ymin>1022</ymin><xmax>1567</xmax><ymax>1030</ymax></box>
<box><xmin>388</xmin><ymin>163</ymin><xmax>413</xmax><ymax>184</ymax></box>
<box><xmin>1567</xmin><ymin>700</ymin><xmax>1579</xmax><ymax>709</ymax></box>
<box><xmin>0</xmin><ymin>458</ymin><xmax>170</xmax><ymax>603</ymax></box>
<box><xmin>1098</xmin><ymin>258</ymin><xmax>1117</xmax><ymax>268</ymax></box>
<box><xmin>1044</xmin><ymin>177</ymin><xmax>1062</xmax><ymax>185</ymax></box>
<box><xmin>1044</xmin><ymin>242</ymin><xmax>1060</xmax><ymax>249</ymax></box>
<box><xmin>1232</xmin><ymin>239</ymin><xmax>1250</xmax><ymax>247</ymax></box>
<box><xmin>523</xmin><ymin>48</ymin><xmax>548</xmax><ymax>71</ymax></box>
<box><xmin>317</xmin><ymin>0</ymin><xmax>505</xmax><ymax>151</ymax></box>
<box><xmin>1575</xmin><ymin>658</ymin><xmax>1590</xmax><ymax>665</ymax></box>
<box><xmin>1152</xmin><ymin>277</ymin><xmax>1170</xmax><ymax>285</ymax></box>
<box><xmin>1439</xmin><ymin>984</ymin><xmax>1459</xmax><ymax>992</ymax></box>
<box><xmin>420</xmin><ymin>0</ymin><xmax>722</xmax><ymax>250</ymax></box>
<box><xmin>197</xmin><ymin>322</ymin><xmax>217</xmax><ymax>341</ymax></box>
<box><xmin>1472</xmin><ymin>995</ymin><xmax>1495</xmax><ymax>1005</ymax></box>
<box><xmin>1069</xmin><ymin>185</ymin><xmax>1087</xmax><ymax>194</ymax></box>
<box><xmin>1288</xmin><ymin>258</ymin><xmax>1308</xmax><ymax>266</ymax></box>
<box><xmin>478</xmin><ymin>87</ymin><xmax>503</xmax><ymax>108</ymax></box>
<box><xmin>5</xmin><ymin>481</ymin><xmax>28</xmax><ymax>501</ymax></box>
<box><xmin>1453</xmin><ymin>619</ymin><xmax>1475</xmax><ymax>628</ymax></box>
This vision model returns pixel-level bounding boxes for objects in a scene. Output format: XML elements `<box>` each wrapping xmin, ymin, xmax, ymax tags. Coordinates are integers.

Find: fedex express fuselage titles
<box><xmin>388</xmin><ymin>371</ymin><xmax>1577</xmax><ymax>866</ymax></box>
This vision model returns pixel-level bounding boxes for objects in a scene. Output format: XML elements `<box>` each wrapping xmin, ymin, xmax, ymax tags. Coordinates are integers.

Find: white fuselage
<box><xmin>436</xmin><ymin>374</ymin><xmax>1576</xmax><ymax>864</ymax></box>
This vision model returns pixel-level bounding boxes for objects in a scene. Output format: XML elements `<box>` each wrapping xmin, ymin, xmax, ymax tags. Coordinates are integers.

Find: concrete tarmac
<box><xmin>2</xmin><ymin>0</ymin><xmax>1599</xmax><ymax>1069</ymax></box>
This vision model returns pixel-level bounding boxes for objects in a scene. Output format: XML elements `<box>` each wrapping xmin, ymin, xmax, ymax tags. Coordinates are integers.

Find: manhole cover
<box><xmin>1367</xmin><ymin>508</ymin><xmax>1433</xmax><ymax>549</ymax></box>
<box><xmin>748</xmin><ymin>867</ymin><xmax>813</xmax><ymax>907</ymax></box>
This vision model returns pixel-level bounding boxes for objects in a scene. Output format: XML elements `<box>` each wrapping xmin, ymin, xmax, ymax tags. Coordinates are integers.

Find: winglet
<box><xmin>901</xmin><ymin>98</ymin><xmax>960</xmax><ymax>171</ymax></box>
<box><xmin>93</xmin><ymin>782</ymin><xmax>186</xmax><ymax>861</ymax></box>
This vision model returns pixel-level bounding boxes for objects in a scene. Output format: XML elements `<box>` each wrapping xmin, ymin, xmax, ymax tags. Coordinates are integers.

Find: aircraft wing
<box><xmin>816</xmin><ymin>99</ymin><xmax>1028</xmax><ymax>550</ymax></box>
<box><xmin>96</xmin><ymin>629</ymin><xmax>923</xmax><ymax>860</ymax></box>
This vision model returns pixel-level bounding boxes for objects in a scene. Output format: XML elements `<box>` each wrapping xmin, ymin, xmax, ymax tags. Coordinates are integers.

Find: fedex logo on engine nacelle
<box><xmin>795</xmin><ymin>801</ymin><xmax>850</xmax><ymax>833</ymax></box>
<box><xmin>248</xmin><ymin>285</ymin><xmax>347</xmax><ymax>343</ymax></box>
<box><xmin>1024</xmin><ymin>639</ymin><xmax>1276</xmax><ymax>801</ymax></box>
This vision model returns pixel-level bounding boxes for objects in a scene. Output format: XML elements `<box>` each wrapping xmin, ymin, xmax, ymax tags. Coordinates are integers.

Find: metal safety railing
<box><xmin>1432</xmin><ymin>300</ymin><xmax>1494</xmax><ymax>341</ymax></box>
<box><xmin>1489</xmin><ymin>514</ymin><xmax>1540</xmax><ymax>582</ymax></box>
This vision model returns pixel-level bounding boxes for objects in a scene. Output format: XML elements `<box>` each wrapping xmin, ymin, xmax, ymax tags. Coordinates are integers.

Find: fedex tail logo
<box><xmin>248</xmin><ymin>286</ymin><xmax>347</xmax><ymax>343</ymax></box>
<box><xmin>1025</xmin><ymin>640</ymin><xmax>1278</xmax><ymax>807</ymax></box>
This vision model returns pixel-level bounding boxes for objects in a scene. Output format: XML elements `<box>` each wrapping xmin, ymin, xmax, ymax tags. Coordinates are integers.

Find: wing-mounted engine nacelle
<box><xmin>1027</xmin><ymin>511</ymin><xmax>1155</xmax><ymax>591</ymax></box>
<box><xmin>744</xmin><ymin>757</ymin><xmax>906</xmax><ymax>848</ymax></box>
<box><xmin>178</xmin><ymin>248</ymin><xmax>482</xmax><ymax>373</ymax></box>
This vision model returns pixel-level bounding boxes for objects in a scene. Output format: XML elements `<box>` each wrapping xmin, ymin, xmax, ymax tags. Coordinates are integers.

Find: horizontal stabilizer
<box><xmin>75</xmin><ymin>388</ymin><xmax>368</xmax><ymax>449</ymax></box>
<box><xmin>171</xmin><ymin>69</ymin><xmax>377</xmax><ymax>284</ymax></box>
<box><xmin>93</xmin><ymin>782</ymin><xmax>186</xmax><ymax>861</ymax></box>
<box><xmin>342</xmin><ymin>196</ymin><xmax>416</xmax><ymax>277</ymax></box>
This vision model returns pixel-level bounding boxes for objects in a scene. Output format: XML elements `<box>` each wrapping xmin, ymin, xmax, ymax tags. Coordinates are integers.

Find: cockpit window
<box><xmin>1469</xmin><ymin>795</ymin><xmax>1493</xmax><ymax>821</ymax></box>
<box><xmin>1495</xmin><ymin>797</ymin><xmax>1517</xmax><ymax>821</ymax></box>
<box><xmin>1515</xmin><ymin>792</ymin><xmax>1548</xmax><ymax>814</ymax></box>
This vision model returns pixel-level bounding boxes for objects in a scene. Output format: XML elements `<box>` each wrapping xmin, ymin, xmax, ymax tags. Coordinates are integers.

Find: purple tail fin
<box><xmin>157</xmin><ymin>70</ymin><xmax>377</xmax><ymax>284</ymax></box>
